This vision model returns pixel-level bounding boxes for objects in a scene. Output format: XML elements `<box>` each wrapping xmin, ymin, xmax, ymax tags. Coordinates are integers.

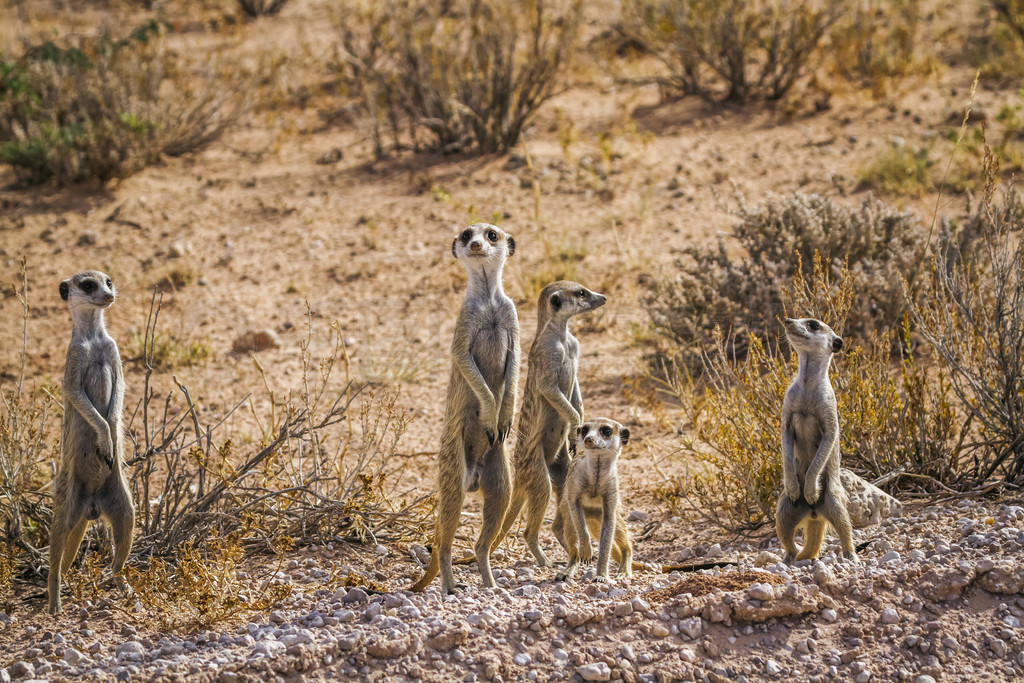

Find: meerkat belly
<box><xmin>580</xmin><ymin>493</ymin><xmax>605</xmax><ymax>533</ymax></box>
<box><xmin>83</xmin><ymin>360</ymin><xmax>112</xmax><ymax>417</ymax></box>
<box><xmin>789</xmin><ymin>412</ymin><xmax>822</xmax><ymax>470</ymax></box>
<box><xmin>471</xmin><ymin>327</ymin><xmax>508</xmax><ymax>391</ymax></box>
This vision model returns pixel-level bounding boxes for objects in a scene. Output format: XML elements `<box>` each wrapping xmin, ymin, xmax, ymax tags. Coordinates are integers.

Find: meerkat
<box><xmin>556</xmin><ymin>418</ymin><xmax>633</xmax><ymax>583</ymax></box>
<box><xmin>775</xmin><ymin>317</ymin><xmax>857</xmax><ymax>564</ymax></box>
<box><xmin>494</xmin><ymin>280</ymin><xmax>606</xmax><ymax>567</ymax></box>
<box><xmin>410</xmin><ymin>224</ymin><xmax>520</xmax><ymax>594</ymax></box>
<box><xmin>48</xmin><ymin>271</ymin><xmax>135</xmax><ymax>614</ymax></box>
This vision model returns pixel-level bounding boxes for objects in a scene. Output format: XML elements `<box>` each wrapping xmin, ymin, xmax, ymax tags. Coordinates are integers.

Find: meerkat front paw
<box><xmin>803</xmin><ymin>480</ymin><xmax>821</xmax><ymax>506</ymax></box>
<box><xmin>785</xmin><ymin>474</ymin><xmax>801</xmax><ymax>502</ymax></box>
<box><xmin>97</xmin><ymin>439</ymin><xmax>114</xmax><ymax>469</ymax></box>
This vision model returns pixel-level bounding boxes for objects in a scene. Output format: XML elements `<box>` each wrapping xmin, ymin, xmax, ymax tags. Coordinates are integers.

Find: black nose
<box><xmin>832</xmin><ymin>337</ymin><xmax>844</xmax><ymax>353</ymax></box>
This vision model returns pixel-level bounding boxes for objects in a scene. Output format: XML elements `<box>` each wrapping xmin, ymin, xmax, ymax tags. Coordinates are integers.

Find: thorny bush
<box><xmin>340</xmin><ymin>0</ymin><xmax>582</xmax><ymax>157</ymax></box>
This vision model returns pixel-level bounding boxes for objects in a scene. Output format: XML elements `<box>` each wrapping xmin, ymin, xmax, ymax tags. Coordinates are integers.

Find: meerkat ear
<box><xmin>832</xmin><ymin>337</ymin><xmax>844</xmax><ymax>353</ymax></box>
<box><xmin>451</xmin><ymin>239</ymin><xmax>458</xmax><ymax>258</ymax></box>
<box><xmin>506</xmin><ymin>236</ymin><xmax>515</xmax><ymax>256</ymax></box>
<box><xmin>620</xmin><ymin>428</ymin><xmax>630</xmax><ymax>445</ymax></box>
<box><xmin>550</xmin><ymin>292</ymin><xmax>562</xmax><ymax>312</ymax></box>
<box><xmin>59</xmin><ymin>281</ymin><xmax>70</xmax><ymax>301</ymax></box>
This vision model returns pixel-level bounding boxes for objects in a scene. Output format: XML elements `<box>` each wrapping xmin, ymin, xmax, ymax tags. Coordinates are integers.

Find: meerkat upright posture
<box><xmin>48</xmin><ymin>271</ymin><xmax>135</xmax><ymax>614</ymax></box>
<box><xmin>496</xmin><ymin>281</ymin><xmax>606</xmax><ymax>567</ymax></box>
<box><xmin>557</xmin><ymin>418</ymin><xmax>633</xmax><ymax>583</ymax></box>
<box><xmin>775</xmin><ymin>317</ymin><xmax>857</xmax><ymax>564</ymax></box>
<box><xmin>411</xmin><ymin>224</ymin><xmax>520</xmax><ymax>593</ymax></box>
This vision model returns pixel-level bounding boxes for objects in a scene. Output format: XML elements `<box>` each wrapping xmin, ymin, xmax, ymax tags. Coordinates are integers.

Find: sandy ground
<box><xmin>1</xmin><ymin>0</ymin><xmax>1022</xmax><ymax>680</ymax></box>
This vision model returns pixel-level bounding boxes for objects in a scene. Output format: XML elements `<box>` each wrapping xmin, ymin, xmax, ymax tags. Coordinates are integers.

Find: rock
<box><xmin>317</xmin><ymin>148</ymin><xmax>343</xmax><ymax>165</ymax></box>
<box><xmin>880</xmin><ymin>609</ymin><xmax>900</xmax><ymax>625</ymax></box>
<box><xmin>613</xmin><ymin>602</ymin><xmax>633</xmax><ymax>617</ymax></box>
<box><xmin>880</xmin><ymin>550</ymin><xmax>901</xmax><ymax>564</ymax></box>
<box><xmin>280</xmin><ymin>630</ymin><xmax>314</xmax><ymax>648</ymax></box>
<box><xmin>77</xmin><ymin>231</ymin><xmax>98</xmax><ymax>247</ymax></box>
<box><xmin>426</xmin><ymin>623</ymin><xmax>469</xmax><ymax>651</ymax></box>
<box><xmin>232</xmin><ymin>329</ymin><xmax>282</xmax><ymax>353</ymax></box>
<box><xmin>63</xmin><ymin>648</ymin><xmax>84</xmax><ymax>667</ymax></box>
<box><xmin>627</xmin><ymin>510</ymin><xmax>648</xmax><ymax>522</ymax></box>
<box><xmin>513</xmin><ymin>653</ymin><xmax>531</xmax><ymax>666</ymax></box>
<box><xmin>919</xmin><ymin>566</ymin><xmax>975</xmax><ymax>602</ymax></box>
<box><xmin>169</xmin><ymin>239</ymin><xmax>191</xmax><ymax>258</ymax></box>
<box><xmin>976</xmin><ymin>563</ymin><xmax>1024</xmax><ymax>594</ymax></box>
<box><xmin>8</xmin><ymin>661</ymin><xmax>32</xmax><ymax>678</ymax></box>
<box><xmin>913</xmin><ymin>676</ymin><xmax>936</xmax><ymax>683</ymax></box>
<box><xmin>755</xmin><ymin>550</ymin><xmax>781</xmax><ymax>567</ymax></box>
<box><xmin>990</xmin><ymin>639</ymin><xmax>1008</xmax><ymax>658</ymax></box>
<box><xmin>705</xmin><ymin>543</ymin><xmax>723</xmax><ymax>559</ymax></box>
<box><xmin>748</xmin><ymin>583</ymin><xmax>775</xmax><ymax>601</ymax></box>
<box><xmin>840</xmin><ymin>469</ymin><xmax>902</xmax><ymax>527</ymax></box>
<box><xmin>366</xmin><ymin>634</ymin><xmax>410</xmax><ymax>658</ymax></box>
<box><xmin>115</xmin><ymin>641</ymin><xmax>146</xmax><ymax>661</ymax></box>
<box><xmin>679</xmin><ymin>618</ymin><xmax>702</xmax><ymax>639</ymax></box>
<box><xmin>252</xmin><ymin>640</ymin><xmax>285</xmax><ymax>657</ymax></box>
<box><xmin>512</xmin><ymin>585</ymin><xmax>541</xmax><ymax>598</ymax></box>
<box><xmin>651</xmin><ymin>624</ymin><xmax>670</xmax><ymax>638</ymax></box>
<box><xmin>766</xmin><ymin>659</ymin><xmax>783</xmax><ymax>674</ymax></box>
<box><xmin>577</xmin><ymin>662</ymin><xmax>611</xmax><ymax>681</ymax></box>
<box><xmin>269</xmin><ymin>610</ymin><xmax>288</xmax><ymax>624</ymax></box>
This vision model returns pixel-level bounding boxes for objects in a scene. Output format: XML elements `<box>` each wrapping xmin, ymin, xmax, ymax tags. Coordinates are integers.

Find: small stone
<box><xmin>9</xmin><ymin>661</ymin><xmax>33</xmax><ymax>678</ymax></box>
<box><xmin>317</xmin><ymin>148</ymin><xmax>343</xmax><ymax>165</ymax></box>
<box><xmin>169</xmin><ymin>239</ymin><xmax>191</xmax><ymax>258</ymax></box>
<box><xmin>63</xmin><ymin>649</ymin><xmax>84</xmax><ymax>667</ymax></box>
<box><xmin>115</xmin><ymin>641</ymin><xmax>145</xmax><ymax>661</ymax></box>
<box><xmin>613</xmin><ymin>602</ymin><xmax>633</xmax><ymax>617</ymax></box>
<box><xmin>512</xmin><ymin>585</ymin><xmax>541</xmax><ymax>598</ymax></box>
<box><xmin>679</xmin><ymin>617</ymin><xmax>702</xmax><ymax>639</ymax></box>
<box><xmin>880</xmin><ymin>608</ymin><xmax>900</xmax><ymax>625</ymax></box>
<box><xmin>77</xmin><ymin>231</ymin><xmax>98</xmax><ymax>247</ymax></box>
<box><xmin>576</xmin><ymin>662</ymin><xmax>612</xmax><ymax>681</ymax></box>
<box><xmin>232</xmin><ymin>329</ymin><xmax>282</xmax><ymax>353</ymax></box>
<box><xmin>766</xmin><ymin>659</ymin><xmax>782</xmax><ymax>674</ymax></box>
<box><xmin>269</xmin><ymin>611</ymin><xmax>288</xmax><ymax>624</ymax></box>
<box><xmin>822</xmin><ymin>608</ymin><xmax>838</xmax><ymax>623</ymax></box>
<box><xmin>513</xmin><ymin>653</ymin><xmax>531</xmax><ymax>666</ymax></box>
<box><xmin>880</xmin><ymin>550</ymin><xmax>901</xmax><ymax>564</ymax></box>
<box><xmin>913</xmin><ymin>676</ymin><xmax>937</xmax><ymax>683</ymax></box>
<box><xmin>705</xmin><ymin>543</ymin><xmax>723</xmax><ymax>558</ymax></box>
<box><xmin>990</xmin><ymin>639</ymin><xmax>1008</xmax><ymax>658</ymax></box>
<box><xmin>651</xmin><ymin>624</ymin><xmax>670</xmax><ymax>638</ymax></box>
<box><xmin>627</xmin><ymin>510</ymin><xmax>648</xmax><ymax>522</ymax></box>
<box><xmin>748</xmin><ymin>583</ymin><xmax>775</xmax><ymax>601</ymax></box>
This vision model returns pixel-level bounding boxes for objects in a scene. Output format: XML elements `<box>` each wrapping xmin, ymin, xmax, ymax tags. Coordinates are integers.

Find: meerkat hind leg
<box><xmin>820</xmin><ymin>490</ymin><xmax>858</xmax><ymax>561</ymax></box>
<box><xmin>775</xmin><ymin>497</ymin><xmax>805</xmax><ymax>565</ymax></box>
<box><xmin>521</xmin><ymin>457</ymin><xmax>554</xmax><ymax>568</ymax></box>
<box><xmin>614</xmin><ymin>522</ymin><xmax>632</xmax><ymax>578</ymax></box>
<box><xmin>796</xmin><ymin>517</ymin><xmax>827</xmax><ymax>561</ymax></box>
<box><xmin>474</xmin><ymin>448</ymin><xmax>511</xmax><ymax>589</ymax></box>
<box><xmin>435</xmin><ymin>441</ymin><xmax>468</xmax><ymax>593</ymax></box>
<box><xmin>104</xmin><ymin>490</ymin><xmax>136</xmax><ymax>595</ymax></box>
<box><xmin>61</xmin><ymin>515</ymin><xmax>90</xmax><ymax>577</ymax></box>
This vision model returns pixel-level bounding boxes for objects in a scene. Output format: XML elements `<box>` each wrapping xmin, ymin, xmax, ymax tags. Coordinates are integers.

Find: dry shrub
<box><xmin>824</xmin><ymin>0</ymin><xmax>931</xmax><ymax>97</ymax></box>
<box><xmin>340</xmin><ymin>0</ymin><xmax>582</xmax><ymax>157</ymax></box>
<box><xmin>658</xmin><ymin>259</ymin><xmax>962</xmax><ymax>534</ymax></box>
<box><xmin>238</xmin><ymin>0</ymin><xmax>290</xmax><ymax>17</ymax></box>
<box><xmin>0</xmin><ymin>284</ymin><xmax>425</xmax><ymax>618</ymax></box>
<box><xmin>913</xmin><ymin>179</ymin><xmax>1024</xmax><ymax>488</ymax></box>
<box><xmin>621</xmin><ymin>0</ymin><xmax>841</xmax><ymax>103</ymax></box>
<box><xmin>974</xmin><ymin>0</ymin><xmax>1024</xmax><ymax>81</ymax></box>
<box><xmin>0</xmin><ymin>21</ymin><xmax>243</xmax><ymax>185</ymax></box>
<box><xmin>641</xmin><ymin>191</ymin><xmax>926</xmax><ymax>374</ymax></box>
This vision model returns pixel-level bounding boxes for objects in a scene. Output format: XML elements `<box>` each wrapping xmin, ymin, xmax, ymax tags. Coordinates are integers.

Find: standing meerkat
<box><xmin>775</xmin><ymin>317</ymin><xmax>857</xmax><ymax>564</ymax></box>
<box><xmin>495</xmin><ymin>280</ymin><xmax>606</xmax><ymax>567</ymax></box>
<box><xmin>48</xmin><ymin>271</ymin><xmax>135</xmax><ymax>614</ymax></box>
<box><xmin>410</xmin><ymin>224</ymin><xmax>520</xmax><ymax>593</ymax></box>
<box><xmin>557</xmin><ymin>417</ymin><xmax>633</xmax><ymax>583</ymax></box>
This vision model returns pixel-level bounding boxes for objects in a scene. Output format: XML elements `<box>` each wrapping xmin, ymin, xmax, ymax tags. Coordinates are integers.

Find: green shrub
<box><xmin>621</xmin><ymin>0</ymin><xmax>841</xmax><ymax>103</ymax></box>
<box><xmin>857</xmin><ymin>143</ymin><xmax>934</xmax><ymax>196</ymax></box>
<box><xmin>0</xmin><ymin>22</ymin><xmax>240</xmax><ymax>185</ymax></box>
<box><xmin>340</xmin><ymin>0</ymin><xmax>582</xmax><ymax>157</ymax></box>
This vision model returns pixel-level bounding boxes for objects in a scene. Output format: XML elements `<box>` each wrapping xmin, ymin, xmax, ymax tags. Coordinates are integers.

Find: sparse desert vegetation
<box><xmin>1</xmin><ymin>0</ymin><xmax>1024</xmax><ymax>681</ymax></box>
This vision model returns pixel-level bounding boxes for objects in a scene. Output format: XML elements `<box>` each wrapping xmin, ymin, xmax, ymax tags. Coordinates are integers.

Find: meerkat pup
<box><xmin>496</xmin><ymin>281</ymin><xmax>606</xmax><ymax>567</ymax></box>
<box><xmin>775</xmin><ymin>317</ymin><xmax>857</xmax><ymax>564</ymax></box>
<box><xmin>556</xmin><ymin>418</ymin><xmax>633</xmax><ymax>583</ymax></box>
<box><xmin>411</xmin><ymin>224</ymin><xmax>520</xmax><ymax>593</ymax></box>
<box><xmin>48</xmin><ymin>271</ymin><xmax>135</xmax><ymax>614</ymax></box>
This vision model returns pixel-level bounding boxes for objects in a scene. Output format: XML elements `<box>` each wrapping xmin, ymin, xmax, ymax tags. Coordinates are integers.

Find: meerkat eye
<box><xmin>576</xmin><ymin>290</ymin><xmax>586</xmax><ymax>298</ymax></box>
<box><xmin>105</xmin><ymin>278</ymin><xmax>112</xmax><ymax>288</ymax></box>
<box><xmin>600</xmin><ymin>426</ymin><xmax>613</xmax><ymax>437</ymax></box>
<box><xmin>580</xmin><ymin>425</ymin><xmax>589</xmax><ymax>437</ymax></box>
<box><xmin>807</xmin><ymin>320</ymin><xmax>820</xmax><ymax>331</ymax></box>
<box><xmin>460</xmin><ymin>229</ymin><xmax>472</xmax><ymax>243</ymax></box>
<box><xmin>486</xmin><ymin>229</ymin><xmax>498</xmax><ymax>242</ymax></box>
<box><xmin>80</xmin><ymin>281</ymin><xmax>96</xmax><ymax>294</ymax></box>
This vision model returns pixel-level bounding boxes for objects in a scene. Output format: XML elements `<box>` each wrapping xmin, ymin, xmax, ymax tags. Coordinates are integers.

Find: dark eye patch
<box><xmin>580</xmin><ymin>425</ymin><xmax>589</xmax><ymax>437</ymax></box>
<box><xmin>576</xmin><ymin>290</ymin><xmax>586</xmax><ymax>297</ymax></box>
<box><xmin>80</xmin><ymin>281</ymin><xmax>97</xmax><ymax>293</ymax></box>
<box><xmin>600</xmin><ymin>426</ymin><xmax>612</xmax><ymax>437</ymax></box>
<box><xmin>486</xmin><ymin>229</ymin><xmax>498</xmax><ymax>242</ymax></box>
<box><xmin>808</xmin><ymin>320</ymin><xmax>820</xmax><ymax>331</ymax></box>
<box><xmin>460</xmin><ymin>229</ymin><xmax>472</xmax><ymax>243</ymax></box>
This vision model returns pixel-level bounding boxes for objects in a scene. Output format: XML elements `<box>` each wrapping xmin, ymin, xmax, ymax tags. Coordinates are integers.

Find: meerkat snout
<box><xmin>784</xmin><ymin>317</ymin><xmax>841</xmax><ymax>356</ymax></box>
<box><xmin>576</xmin><ymin>419</ymin><xmax>629</xmax><ymax>452</ymax></box>
<box><xmin>451</xmin><ymin>223</ymin><xmax>515</xmax><ymax>261</ymax></box>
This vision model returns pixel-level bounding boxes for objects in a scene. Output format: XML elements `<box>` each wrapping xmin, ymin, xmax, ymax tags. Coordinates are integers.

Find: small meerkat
<box><xmin>48</xmin><ymin>271</ymin><xmax>135</xmax><ymax>614</ymax></box>
<box><xmin>557</xmin><ymin>418</ymin><xmax>633</xmax><ymax>583</ymax></box>
<box><xmin>496</xmin><ymin>280</ymin><xmax>606</xmax><ymax>567</ymax></box>
<box><xmin>410</xmin><ymin>224</ymin><xmax>520</xmax><ymax>594</ymax></box>
<box><xmin>775</xmin><ymin>317</ymin><xmax>857</xmax><ymax>564</ymax></box>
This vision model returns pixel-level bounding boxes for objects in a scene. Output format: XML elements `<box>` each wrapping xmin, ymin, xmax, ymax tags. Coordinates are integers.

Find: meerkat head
<box><xmin>60</xmin><ymin>270</ymin><xmax>116</xmax><ymax>309</ymax></box>
<box><xmin>540</xmin><ymin>280</ymin><xmax>607</xmax><ymax>321</ymax></box>
<box><xmin>451</xmin><ymin>223</ymin><xmax>515</xmax><ymax>267</ymax></box>
<box><xmin>784</xmin><ymin>317</ymin><xmax>843</xmax><ymax>357</ymax></box>
<box><xmin>576</xmin><ymin>417</ymin><xmax>629</xmax><ymax>457</ymax></box>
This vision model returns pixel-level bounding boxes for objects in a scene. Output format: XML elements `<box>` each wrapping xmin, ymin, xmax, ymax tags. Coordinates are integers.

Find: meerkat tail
<box><xmin>409</xmin><ymin>546</ymin><xmax>440</xmax><ymax>592</ymax></box>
